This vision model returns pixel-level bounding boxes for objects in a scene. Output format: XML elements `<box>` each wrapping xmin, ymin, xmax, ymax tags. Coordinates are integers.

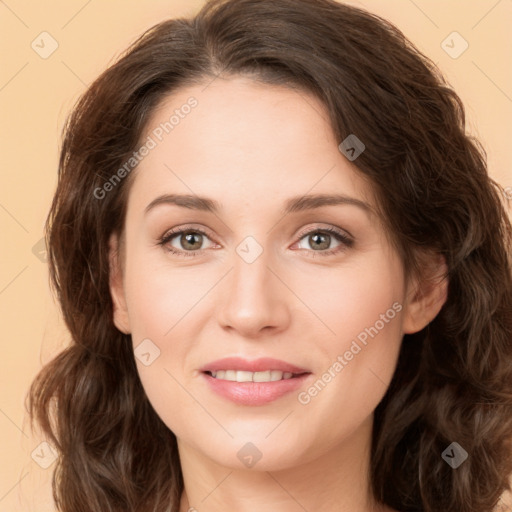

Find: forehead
<box><xmin>127</xmin><ymin>76</ymin><xmax>375</xmax><ymax>215</ymax></box>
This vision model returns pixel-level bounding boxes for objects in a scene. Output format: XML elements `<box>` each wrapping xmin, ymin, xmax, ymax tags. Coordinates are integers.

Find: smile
<box><xmin>206</xmin><ymin>370</ymin><xmax>304</xmax><ymax>382</ymax></box>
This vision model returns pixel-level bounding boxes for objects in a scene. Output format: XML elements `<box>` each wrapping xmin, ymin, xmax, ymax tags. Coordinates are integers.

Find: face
<box><xmin>109</xmin><ymin>76</ymin><xmax>444</xmax><ymax>471</ymax></box>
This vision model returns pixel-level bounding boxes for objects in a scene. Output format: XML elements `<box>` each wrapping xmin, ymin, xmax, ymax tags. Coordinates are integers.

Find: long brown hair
<box><xmin>27</xmin><ymin>0</ymin><xmax>512</xmax><ymax>510</ymax></box>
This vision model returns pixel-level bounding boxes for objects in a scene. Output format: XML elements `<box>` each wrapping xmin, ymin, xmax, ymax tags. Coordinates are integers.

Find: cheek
<box><xmin>122</xmin><ymin>256</ymin><xmax>207</xmax><ymax>426</ymax></box>
<box><xmin>123</xmin><ymin>253</ymin><xmax>210</xmax><ymax>339</ymax></box>
<box><xmin>292</xmin><ymin>253</ymin><xmax>404</xmax><ymax>354</ymax></box>
<box><xmin>295</xmin><ymin>254</ymin><xmax>405</xmax><ymax>424</ymax></box>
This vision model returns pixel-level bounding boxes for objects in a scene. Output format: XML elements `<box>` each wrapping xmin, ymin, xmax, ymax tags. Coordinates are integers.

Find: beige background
<box><xmin>1</xmin><ymin>1</ymin><xmax>511</xmax><ymax>510</ymax></box>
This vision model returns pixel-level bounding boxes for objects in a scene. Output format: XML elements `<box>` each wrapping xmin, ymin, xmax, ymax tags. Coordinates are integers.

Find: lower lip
<box><xmin>201</xmin><ymin>372</ymin><xmax>312</xmax><ymax>406</ymax></box>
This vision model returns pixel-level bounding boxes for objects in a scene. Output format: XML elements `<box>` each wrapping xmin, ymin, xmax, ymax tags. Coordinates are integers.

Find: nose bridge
<box><xmin>216</xmin><ymin>234</ymin><xmax>290</xmax><ymax>335</ymax></box>
<box><xmin>233</xmin><ymin>235</ymin><xmax>272</xmax><ymax>294</ymax></box>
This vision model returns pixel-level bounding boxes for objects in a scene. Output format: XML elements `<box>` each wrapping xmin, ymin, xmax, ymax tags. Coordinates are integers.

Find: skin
<box><xmin>109</xmin><ymin>76</ymin><xmax>448</xmax><ymax>512</ymax></box>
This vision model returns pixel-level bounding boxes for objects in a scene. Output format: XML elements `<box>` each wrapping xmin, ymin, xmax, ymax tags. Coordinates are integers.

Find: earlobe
<box><xmin>108</xmin><ymin>233</ymin><xmax>131</xmax><ymax>334</ymax></box>
<box><xmin>402</xmin><ymin>253</ymin><xmax>449</xmax><ymax>334</ymax></box>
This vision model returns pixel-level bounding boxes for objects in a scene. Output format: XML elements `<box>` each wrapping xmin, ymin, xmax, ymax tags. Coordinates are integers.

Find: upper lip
<box><xmin>200</xmin><ymin>357</ymin><xmax>310</xmax><ymax>374</ymax></box>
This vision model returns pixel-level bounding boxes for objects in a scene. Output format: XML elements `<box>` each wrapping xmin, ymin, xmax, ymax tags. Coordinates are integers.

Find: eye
<box><xmin>293</xmin><ymin>226</ymin><xmax>354</xmax><ymax>256</ymax></box>
<box><xmin>159</xmin><ymin>227</ymin><xmax>217</xmax><ymax>257</ymax></box>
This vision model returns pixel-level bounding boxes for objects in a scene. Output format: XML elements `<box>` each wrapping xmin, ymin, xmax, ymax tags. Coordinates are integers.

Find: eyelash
<box><xmin>158</xmin><ymin>225</ymin><xmax>354</xmax><ymax>258</ymax></box>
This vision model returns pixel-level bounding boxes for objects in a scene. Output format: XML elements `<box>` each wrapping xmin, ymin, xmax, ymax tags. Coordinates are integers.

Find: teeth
<box><xmin>210</xmin><ymin>370</ymin><xmax>295</xmax><ymax>382</ymax></box>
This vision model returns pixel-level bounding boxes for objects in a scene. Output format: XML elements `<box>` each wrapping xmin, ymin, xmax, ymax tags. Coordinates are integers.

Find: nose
<box><xmin>216</xmin><ymin>242</ymin><xmax>292</xmax><ymax>338</ymax></box>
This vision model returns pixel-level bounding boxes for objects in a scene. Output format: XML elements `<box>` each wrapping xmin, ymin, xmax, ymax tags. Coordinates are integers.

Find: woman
<box><xmin>27</xmin><ymin>0</ymin><xmax>512</xmax><ymax>510</ymax></box>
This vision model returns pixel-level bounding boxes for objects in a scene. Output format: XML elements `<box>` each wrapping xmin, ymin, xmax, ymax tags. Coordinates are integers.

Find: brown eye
<box><xmin>295</xmin><ymin>227</ymin><xmax>353</xmax><ymax>255</ymax></box>
<box><xmin>159</xmin><ymin>227</ymin><xmax>215</xmax><ymax>257</ymax></box>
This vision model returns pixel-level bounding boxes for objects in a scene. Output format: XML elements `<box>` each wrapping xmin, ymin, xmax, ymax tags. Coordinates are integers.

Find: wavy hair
<box><xmin>27</xmin><ymin>0</ymin><xmax>512</xmax><ymax>510</ymax></box>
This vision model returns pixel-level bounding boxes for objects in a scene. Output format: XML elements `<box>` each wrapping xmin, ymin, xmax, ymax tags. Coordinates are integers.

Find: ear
<box><xmin>402</xmin><ymin>252</ymin><xmax>449</xmax><ymax>334</ymax></box>
<box><xmin>108</xmin><ymin>233</ymin><xmax>131</xmax><ymax>334</ymax></box>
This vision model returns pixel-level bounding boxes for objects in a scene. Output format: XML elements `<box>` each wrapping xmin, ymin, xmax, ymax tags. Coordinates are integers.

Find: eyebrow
<box><xmin>144</xmin><ymin>193</ymin><xmax>372</xmax><ymax>216</ymax></box>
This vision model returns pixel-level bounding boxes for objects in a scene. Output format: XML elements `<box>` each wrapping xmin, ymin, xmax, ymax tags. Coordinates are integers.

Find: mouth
<box><xmin>199</xmin><ymin>357</ymin><xmax>312</xmax><ymax>405</ymax></box>
<box><xmin>203</xmin><ymin>369</ymin><xmax>310</xmax><ymax>383</ymax></box>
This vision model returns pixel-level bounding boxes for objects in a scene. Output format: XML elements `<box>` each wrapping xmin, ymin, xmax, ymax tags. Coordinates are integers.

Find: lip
<box><xmin>199</xmin><ymin>357</ymin><xmax>310</xmax><ymax>374</ymax></box>
<box><xmin>201</xmin><ymin>372</ymin><xmax>312</xmax><ymax>406</ymax></box>
<box><xmin>199</xmin><ymin>357</ymin><xmax>312</xmax><ymax>406</ymax></box>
